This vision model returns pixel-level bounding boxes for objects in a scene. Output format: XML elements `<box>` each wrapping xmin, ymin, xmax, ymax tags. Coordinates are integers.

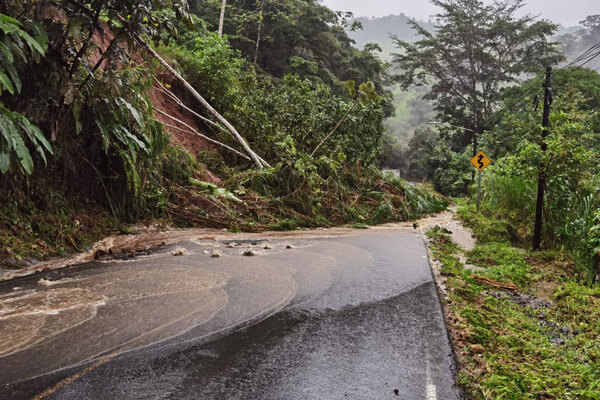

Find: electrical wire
<box><xmin>487</xmin><ymin>44</ymin><xmax>600</xmax><ymax>127</ymax></box>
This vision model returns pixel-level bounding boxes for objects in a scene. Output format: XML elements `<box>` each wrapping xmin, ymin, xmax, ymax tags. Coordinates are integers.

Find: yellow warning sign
<box><xmin>471</xmin><ymin>152</ymin><xmax>492</xmax><ymax>172</ymax></box>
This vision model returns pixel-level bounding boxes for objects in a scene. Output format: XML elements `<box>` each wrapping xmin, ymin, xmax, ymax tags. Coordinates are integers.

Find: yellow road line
<box><xmin>31</xmin><ymin>353</ymin><xmax>118</xmax><ymax>400</ymax></box>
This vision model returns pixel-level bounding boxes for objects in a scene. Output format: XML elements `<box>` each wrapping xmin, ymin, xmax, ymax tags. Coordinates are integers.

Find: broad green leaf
<box><xmin>11</xmin><ymin>130</ymin><xmax>33</xmax><ymax>174</ymax></box>
<box><xmin>18</xmin><ymin>30</ymin><xmax>45</xmax><ymax>56</ymax></box>
<box><xmin>0</xmin><ymin>40</ymin><xmax>13</xmax><ymax>63</ymax></box>
<box><xmin>1</xmin><ymin>57</ymin><xmax>20</xmax><ymax>93</ymax></box>
<box><xmin>122</xmin><ymin>100</ymin><xmax>145</xmax><ymax>128</ymax></box>
<box><xmin>0</xmin><ymin>14</ymin><xmax>22</xmax><ymax>35</ymax></box>
<box><xmin>0</xmin><ymin>67</ymin><xmax>14</xmax><ymax>94</ymax></box>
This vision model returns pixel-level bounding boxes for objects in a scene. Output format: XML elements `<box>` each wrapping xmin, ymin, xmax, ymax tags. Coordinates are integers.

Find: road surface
<box><xmin>0</xmin><ymin>227</ymin><xmax>462</xmax><ymax>399</ymax></box>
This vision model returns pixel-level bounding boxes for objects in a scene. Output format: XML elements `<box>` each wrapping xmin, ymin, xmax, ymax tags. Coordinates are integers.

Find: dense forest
<box><xmin>0</xmin><ymin>0</ymin><xmax>446</xmax><ymax>266</ymax></box>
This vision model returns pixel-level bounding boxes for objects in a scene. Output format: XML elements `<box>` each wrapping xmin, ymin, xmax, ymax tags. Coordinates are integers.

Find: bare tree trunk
<box><xmin>218</xmin><ymin>0</ymin><xmax>227</xmax><ymax>37</ymax></box>
<box><xmin>134</xmin><ymin>34</ymin><xmax>268</xmax><ymax>169</ymax></box>
<box><xmin>253</xmin><ymin>1</ymin><xmax>264</xmax><ymax>65</ymax></box>
<box><xmin>311</xmin><ymin>99</ymin><xmax>359</xmax><ymax>157</ymax></box>
<box><xmin>154</xmin><ymin>108</ymin><xmax>251</xmax><ymax>161</ymax></box>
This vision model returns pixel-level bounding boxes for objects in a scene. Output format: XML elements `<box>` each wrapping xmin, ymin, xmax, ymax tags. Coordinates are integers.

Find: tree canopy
<box><xmin>392</xmin><ymin>0</ymin><xmax>564</xmax><ymax>137</ymax></box>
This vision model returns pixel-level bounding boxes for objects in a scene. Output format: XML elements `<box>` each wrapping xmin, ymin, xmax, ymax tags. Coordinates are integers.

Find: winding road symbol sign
<box><xmin>471</xmin><ymin>152</ymin><xmax>492</xmax><ymax>171</ymax></box>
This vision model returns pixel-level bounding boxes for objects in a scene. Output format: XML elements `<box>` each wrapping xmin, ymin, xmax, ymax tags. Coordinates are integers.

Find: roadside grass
<box><xmin>428</xmin><ymin>207</ymin><xmax>600</xmax><ymax>399</ymax></box>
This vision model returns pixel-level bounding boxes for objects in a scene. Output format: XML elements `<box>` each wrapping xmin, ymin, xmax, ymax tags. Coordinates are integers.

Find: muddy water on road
<box><xmin>1</xmin><ymin>223</ymin><xmax>461</xmax><ymax>400</ymax></box>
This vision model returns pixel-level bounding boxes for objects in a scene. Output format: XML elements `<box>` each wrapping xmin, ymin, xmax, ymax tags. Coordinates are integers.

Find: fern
<box><xmin>0</xmin><ymin>14</ymin><xmax>47</xmax><ymax>95</ymax></box>
<box><xmin>0</xmin><ymin>14</ymin><xmax>51</xmax><ymax>175</ymax></box>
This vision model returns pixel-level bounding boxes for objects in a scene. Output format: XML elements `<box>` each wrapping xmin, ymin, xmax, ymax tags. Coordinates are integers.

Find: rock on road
<box><xmin>0</xmin><ymin>226</ymin><xmax>462</xmax><ymax>399</ymax></box>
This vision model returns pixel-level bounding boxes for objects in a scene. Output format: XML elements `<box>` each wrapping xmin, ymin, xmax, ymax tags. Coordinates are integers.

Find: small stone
<box><xmin>559</xmin><ymin>326</ymin><xmax>571</xmax><ymax>335</ymax></box>
<box><xmin>263</xmin><ymin>244</ymin><xmax>272</xmax><ymax>250</ymax></box>
<box><xmin>171</xmin><ymin>247</ymin><xmax>188</xmax><ymax>256</ymax></box>
<box><xmin>243</xmin><ymin>250</ymin><xmax>259</xmax><ymax>257</ymax></box>
<box><xmin>394</xmin><ymin>388</ymin><xmax>400</xmax><ymax>396</ymax></box>
<box><xmin>286</xmin><ymin>244</ymin><xmax>295</xmax><ymax>249</ymax></box>
<box><xmin>211</xmin><ymin>250</ymin><xmax>223</xmax><ymax>258</ymax></box>
<box><xmin>202</xmin><ymin>250</ymin><xmax>210</xmax><ymax>255</ymax></box>
<box><xmin>573</xmin><ymin>329</ymin><xmax>580</xmax><ymax>336</ymax></box>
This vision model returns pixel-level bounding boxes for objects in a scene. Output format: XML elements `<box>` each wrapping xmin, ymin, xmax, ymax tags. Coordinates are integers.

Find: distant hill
<box><xmin>349</xmin><ymin>14</ymin><xmax>582</xmax><ymax>61</ymax></box>
<box><xmin>348</xmin><ymin>15</ymin><xmax>435</xmax><ymax>60</ymax></box>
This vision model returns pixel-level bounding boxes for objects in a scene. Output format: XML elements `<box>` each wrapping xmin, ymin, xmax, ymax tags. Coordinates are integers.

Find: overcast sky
<box><xmin>321</xmin><ymin>0</ymin><xmax>597</xmax><ymax>27</ymax></box>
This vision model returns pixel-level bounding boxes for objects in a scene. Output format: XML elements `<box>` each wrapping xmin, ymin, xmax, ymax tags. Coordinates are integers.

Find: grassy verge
<box><xmin>428</xmin><ymin>204</ymin><xmax>600</xmax><ymax>399</ymax></box>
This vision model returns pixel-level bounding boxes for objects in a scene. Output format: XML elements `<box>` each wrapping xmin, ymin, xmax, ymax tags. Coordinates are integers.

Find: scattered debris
<box><xmin>474</xmin><ymin>275</ymin><xmax>519</xmax><ymax>291</ymax></box>
<box><xmin>171</xmin><ymin>247</ymin><xmax>188</xmax><ymax>256</ymax></box>
<box><xmin>94</xmin><ymin>249</ymin><xmax>113</xmax><ymax>260</ymax></box>
<box><xmin>486</xmin><ymin>291</ymin><xmax>551</xmax><ymax>310</ymax></box>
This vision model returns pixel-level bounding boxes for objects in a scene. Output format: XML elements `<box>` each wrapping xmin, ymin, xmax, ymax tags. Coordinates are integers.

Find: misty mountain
<box><xmin>348</xmin><ymin>15</ymin><xmax>435</xmax><ymax>60</ymax></box>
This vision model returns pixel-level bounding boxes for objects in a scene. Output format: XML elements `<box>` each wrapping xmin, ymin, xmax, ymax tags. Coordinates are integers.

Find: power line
<box><xmin>488</xmin><ymin>46</ymin><xmax>600</xmax><ymax>127</ymax></box>
<box><xmin>576</xmin><ymin>50</ymin><xmax>600</xmax><ymax>68</ymax></box>
<box><xmin>558</xmin><ymin>41</ymin><xmax>600</xmax><ymax>71</ymax></box>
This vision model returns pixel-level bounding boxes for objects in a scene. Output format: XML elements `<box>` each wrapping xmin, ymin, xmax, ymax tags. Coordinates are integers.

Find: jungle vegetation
<box><xmin>0</xmin><ymin>0</ymin><xmax>446</xmax><ymax>265</ymax></box>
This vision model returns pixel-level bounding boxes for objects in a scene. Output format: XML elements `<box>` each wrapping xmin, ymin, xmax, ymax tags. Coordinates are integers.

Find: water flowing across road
<box><xmin>0</xmin><ymin>226</ymin><xmax>462</xmax><ymax>399</ymax></box>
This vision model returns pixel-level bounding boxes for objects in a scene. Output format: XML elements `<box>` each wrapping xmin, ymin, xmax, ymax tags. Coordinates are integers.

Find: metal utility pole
<box><xmin>533</xmin><ymin>67</ymin><xmax>553</xmax><ymax>251</ymax></box>
<box><xmin>472</xmin><ymin>127</ymin><xmax>478</xmax><ymax>183</ymax></box>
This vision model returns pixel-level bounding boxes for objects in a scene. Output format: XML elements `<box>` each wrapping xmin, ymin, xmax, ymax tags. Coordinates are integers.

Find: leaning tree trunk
<box><xmin>218</xmin><ymin>0</ymin><xmax>227</xmax><ymax>37</ymax></box>
<box><xmin>311</xmin><ymin>98</ymin><xmax>360</xmax><ymax>157</ymax></box>
<box><xmin>134</xmin><ymin>34</ymin><xmax>268</xmax><ymax>169</ymax></box>
<box><xmin>253</xmin><ymin>1</ymin><xmax>264</xmax><ymax>65</ymax></box>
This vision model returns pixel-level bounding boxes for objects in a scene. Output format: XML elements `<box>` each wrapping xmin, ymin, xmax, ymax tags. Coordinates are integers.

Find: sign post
<box><xmin>470</xmin><ymin>151</ymin><xmax>492</xmax><ymax>212</ymax></box>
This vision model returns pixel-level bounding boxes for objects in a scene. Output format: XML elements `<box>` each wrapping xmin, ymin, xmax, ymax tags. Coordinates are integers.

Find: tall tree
<box><xmin>218</xmin><ymin>0</ymin><xmax>227</xmax><ymax>36</ymax></box>
<box><xmin>392</xmin><ymin>0</ymin><xmax>563</xmax><ymax>143</ymax></box>
<box><xmin>559</xmin><ymin>15</ymin><xmax>600</xmax><ymax>71</ymax></box>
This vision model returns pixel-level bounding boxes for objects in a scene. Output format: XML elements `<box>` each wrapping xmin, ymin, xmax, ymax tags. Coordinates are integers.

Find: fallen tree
<box><xmin>129</xmin><ymin>28</ymin><xmax>269</xmax><ymax>169</ymax></box>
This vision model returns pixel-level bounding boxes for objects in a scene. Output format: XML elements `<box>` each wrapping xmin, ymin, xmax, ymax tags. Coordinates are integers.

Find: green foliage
<box><xmin>0</xmin><ymin>102</ymin><xmax>52</xmax><ymax>174</ymax></box>
<box><xmin>218</xmin><ymin>159</ymin><xmax>447</xmax><ymax>229</ymax></box>
<box><xmin>233</xmin><ymin>74</ymin><xmax>386</xmax><ymax>165</ymax></box>
<box><xmin>0</xmin><ymin>13</ymin><xmax>52</xmax><ymax>175</ymax></box>
<box><xmin>428</xmin><ymin>215</ymin><xmax>600</xmax><ymax>399</ymax></box>
<box><xmin>393</xmin><ymin>0</ymin><xmax>564</xmax><ymax>134</ymax></box>
<box><xmin>0</xmin><ymin>14</ymin><xmax>47</xmax><ymax>95</ymax></box>
<box><xmin>479</xmin><ymin>78</ymin><xmax>600</xmax><ymax>280</ymax></box>
<box><xmin>190</xmin><ymin>0</ymin><xmax>391</xmax><ymax>100</ymax></box>
<box><xmin>159</xmin><ymin>31</ymin><xmax>249</xmax><ymax>111</ymax></box>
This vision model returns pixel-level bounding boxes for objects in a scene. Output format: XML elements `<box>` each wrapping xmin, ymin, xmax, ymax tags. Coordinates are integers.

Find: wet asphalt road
<box><xmin>0</xmin><ymin>228</ymin><xmax>462</xmax><ymax>399</ymax></box>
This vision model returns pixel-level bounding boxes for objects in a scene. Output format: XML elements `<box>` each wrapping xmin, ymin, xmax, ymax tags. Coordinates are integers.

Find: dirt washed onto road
<box><xmin>0</xmin><ymin>221</ymin><xmax>419</xmax><ymax>281</ymax></box>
